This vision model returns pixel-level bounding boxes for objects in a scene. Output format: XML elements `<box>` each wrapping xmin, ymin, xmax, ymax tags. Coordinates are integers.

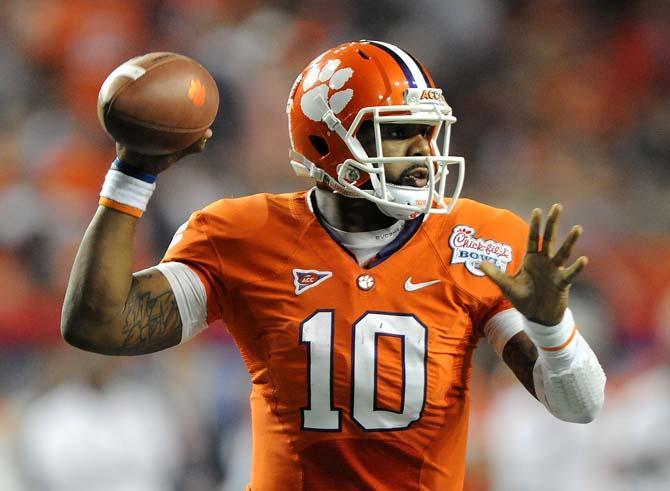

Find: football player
<box><xmin>62</xmin><ymin>41</ymin><xmax>606</xmax><ymax>490</ymax></box>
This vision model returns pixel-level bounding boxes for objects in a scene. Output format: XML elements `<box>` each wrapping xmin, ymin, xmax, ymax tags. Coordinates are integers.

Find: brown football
<box><xmin>97</xmin><ymin>52</ymin><xmax>219</xmax><ymax>155</ymax></box>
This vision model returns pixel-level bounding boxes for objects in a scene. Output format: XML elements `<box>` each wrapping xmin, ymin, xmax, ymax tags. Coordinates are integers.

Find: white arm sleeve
<box><xmin>484</xmin><ymin>308</ymin><xmax>525</xmax><ymax>358</ymax></box>
<box><xmin>525</xmin><ymin>309</ymin><xmax>606</xmax><ymax>424</ymax></box>
<box><xmin>154</xmin><ymin>262</ymin><xmax>208</xmax><ymax>344</ymax></box>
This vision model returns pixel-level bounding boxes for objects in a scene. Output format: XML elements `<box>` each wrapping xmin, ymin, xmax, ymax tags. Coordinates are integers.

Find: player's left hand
<box><xmin>479</xmin><ymin>204</ymin><xmax>588</xmax><ymax>326</ymax></box>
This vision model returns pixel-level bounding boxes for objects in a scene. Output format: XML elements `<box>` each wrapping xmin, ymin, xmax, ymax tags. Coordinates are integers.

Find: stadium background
<box><xmin>0</xmin><ymin>0</ymin><xmax>668</xmax><ymax>489</ymax></box>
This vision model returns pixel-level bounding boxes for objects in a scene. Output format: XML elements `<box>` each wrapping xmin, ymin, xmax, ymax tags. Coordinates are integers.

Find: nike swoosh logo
<box><xmin>404</xmin><ymin>277</ymin><xmax>441</xmax><ymax>292</ymax></box>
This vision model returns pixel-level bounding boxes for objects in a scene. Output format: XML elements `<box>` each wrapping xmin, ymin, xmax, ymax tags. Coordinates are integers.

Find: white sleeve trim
<box><xmin>154</xmin><ymin>262</ymin><xmax>209</xmax><ymax>344</ymax></box>
<box><xmin>484</xmin><ymin>308</ymin><xmax>524</xmax><ymax>358</ymax></box>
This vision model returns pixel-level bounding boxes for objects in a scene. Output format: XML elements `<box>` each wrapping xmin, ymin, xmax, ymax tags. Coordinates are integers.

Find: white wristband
<box><xmin>523</xmin><ymin>308</ymin><xmax>576</xmax><ymax>352</ymax></box>
<box><xmin>99</xmin><ymin>163</ymin><xmax>156</xmax><ymax>217</ymax></box>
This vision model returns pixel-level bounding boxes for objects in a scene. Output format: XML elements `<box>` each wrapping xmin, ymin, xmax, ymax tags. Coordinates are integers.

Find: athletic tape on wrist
<box><xmin>99</xmin><ymin>160</ymin><xmax>156</xmax><ymax>217</ymax></box>
<box><xmin>523</xmin><ymin>308</ymin><xmax>576</xmax><ymax>352</ymax></box>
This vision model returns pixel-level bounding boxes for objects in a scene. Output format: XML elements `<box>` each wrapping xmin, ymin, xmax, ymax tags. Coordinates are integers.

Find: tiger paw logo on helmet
<box><xmin>300</xmin><ymin>59</ymin><xmax>354</xmax><ymax>121</ymax></box>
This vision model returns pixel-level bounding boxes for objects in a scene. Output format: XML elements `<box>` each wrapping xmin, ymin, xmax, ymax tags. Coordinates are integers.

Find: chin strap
<box><xmin>374</xmin><ymin>183</ymin><xmax>432</xmax><ymax>220</ymax></box>
<box><xmin>289</xmin><ymin>150</ymin><xmax>361</xmax><ymax>198</ymax></box>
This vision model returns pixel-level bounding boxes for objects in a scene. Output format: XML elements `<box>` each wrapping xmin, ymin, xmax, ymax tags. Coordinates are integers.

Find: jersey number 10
<box><xmin>300</xmin><ymin>310</ymin><xmax>427</xmax><ymax>431</ymax></box>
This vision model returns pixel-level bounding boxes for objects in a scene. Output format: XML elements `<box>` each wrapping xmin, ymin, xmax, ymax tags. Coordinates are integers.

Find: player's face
<box><xmin>357</xmin><ymin>122</ymin><xmax>434</xmax><ymax>187</ymax></box>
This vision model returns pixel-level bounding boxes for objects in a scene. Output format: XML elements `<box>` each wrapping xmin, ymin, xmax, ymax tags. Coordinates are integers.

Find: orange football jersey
<box><xmin>162</xmin><ymin>191</ymin><xmax>528</xmax><ymax>491</ymax></box>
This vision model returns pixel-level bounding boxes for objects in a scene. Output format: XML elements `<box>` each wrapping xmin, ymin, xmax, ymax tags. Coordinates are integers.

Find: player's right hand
<box><xmin>115</xmin><ymin>128</ymin><xmax>212</xmax><ymax>175</ymax></box>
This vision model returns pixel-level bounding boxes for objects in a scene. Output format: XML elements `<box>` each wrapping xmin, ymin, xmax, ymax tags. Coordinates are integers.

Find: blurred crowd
<box><xmin>0</xmin><ymin>0</ymin><xmax>668</xmax><ymax>489</ymax></box>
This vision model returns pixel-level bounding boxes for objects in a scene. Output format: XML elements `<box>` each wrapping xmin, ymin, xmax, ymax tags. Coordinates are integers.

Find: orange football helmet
<box><xmin>287</xmin><ymin>40</ymin><xmax>464</xmax><ymax>220</ymax></box>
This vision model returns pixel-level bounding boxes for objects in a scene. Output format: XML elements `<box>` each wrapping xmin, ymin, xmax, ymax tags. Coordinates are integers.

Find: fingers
<box><xmin>528</xmin><ymin>204</ymin><xmax>582</xmax><ymax>265</ymax></box>
<box><xmin>559</xmin><ymin>256</ymin><xmax>588</xmax><ymax>288</ymax></box>
<box><xmin>541</xmin><ymin>203</ymin><xmax>562</xmax><ymax>256</ymax></box>
<box><xmin>178</xmin><ymin>129</ymin><xmax>213</xmax><ymax>158</ymax></box>
<box><xmin>479</xmin><ymin>261</ymin><xmax>515</xmax><ymax>296</ymax></box>
<box><xmin>553</xmin><ymin>225</ymin><xmax>582</xmax><ymax>266</ymax></box>
<box><xmin>115</xmin><ymin>143</ymin><xmax>147</xmax><ymax>166</ymax></box>
<box><xmin>527</xmin><ymin>208</ymin><xmax>542</xmax><ymax>253</ymax></box>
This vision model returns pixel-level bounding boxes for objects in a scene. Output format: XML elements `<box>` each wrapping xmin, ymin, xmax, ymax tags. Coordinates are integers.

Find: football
<box><xmin>97</xmin><ymin>52</ymin><xmax>219</xmax><ymax>155</ymax></box>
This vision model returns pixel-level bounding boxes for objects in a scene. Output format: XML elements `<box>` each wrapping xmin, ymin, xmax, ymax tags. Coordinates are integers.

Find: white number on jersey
<box><xmin>300</xmin><ymin>310</ymin><xmax>341</xmax><ymax>430</ymax></box>
<box><xmin>300</xmin><ymin>311</ymin><xmax>427</xmax><ymax>431</ymax></box>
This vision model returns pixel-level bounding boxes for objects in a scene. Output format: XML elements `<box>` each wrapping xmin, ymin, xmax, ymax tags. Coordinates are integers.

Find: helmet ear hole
<box><xmin>357</xmin><ymin>49</ymin><xmax>370</xmax><ymax>60</ymax></box>
<box><xmin>309</xmin><ymin>135</ymin><xmax>329</xmax><ymax>156</ymax></box>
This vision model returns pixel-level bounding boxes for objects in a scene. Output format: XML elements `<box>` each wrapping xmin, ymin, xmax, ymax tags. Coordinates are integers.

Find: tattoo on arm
<box><xmin>502</xmin><ymin>331</ymin><xmax>539</xmax><ymax>398</ymax></box>
<box><xmin>119</xmin><ymin>276</ymin><xmax>182</xmax><ymax>354</ymax></box>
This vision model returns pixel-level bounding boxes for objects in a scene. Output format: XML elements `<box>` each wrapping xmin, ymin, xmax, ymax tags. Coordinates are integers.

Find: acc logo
<box><xmin>293</xmin><ymin>269</ymin><xmax>333</xmax><ymax>295</ymax></box>
<box><xmin>448</xmin><ymin>225</ymin><xmax>512</xmax><ymax>277</ymax></box>
<box><xmin>419</xmin><ymin>89</ymin><xmax>446</xmax><ymax>103</ymax></box>
<box><xmin>404</xmin><ymin>88</ymin><xmax>448</xmax><ymax>105</ymax></box>
<box><xmin>300</xmin><ymin>59</ymin><xmax>354</xmax><ymax>122</ymax></box>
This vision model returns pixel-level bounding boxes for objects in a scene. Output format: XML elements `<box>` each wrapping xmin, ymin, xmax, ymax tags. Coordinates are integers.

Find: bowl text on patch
<box><xmin>448</xmin><ymin>225</ymin><xmax>512</xmax><ymax>276</ymax></box>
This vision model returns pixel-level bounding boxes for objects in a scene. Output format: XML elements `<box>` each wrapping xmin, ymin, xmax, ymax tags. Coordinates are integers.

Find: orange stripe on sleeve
<box><xmin>541</xmin><ymin>326</ymin><xmax>578</xmax><ymax>352</ymax></box>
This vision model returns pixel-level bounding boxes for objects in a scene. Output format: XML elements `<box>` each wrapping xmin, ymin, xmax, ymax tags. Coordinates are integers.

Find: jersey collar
<box><xmin>306</xmin><ymin>188</ymin><xmax>424</xmax><ymax>269</ymax></box>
